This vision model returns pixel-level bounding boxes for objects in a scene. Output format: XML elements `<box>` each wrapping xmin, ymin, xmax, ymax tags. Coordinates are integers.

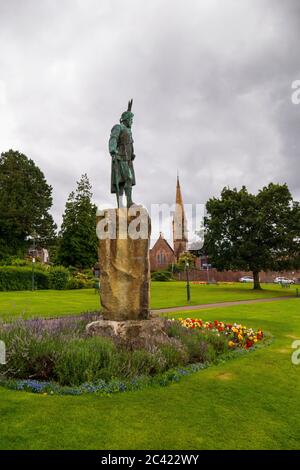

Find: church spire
<box><xmin>173</xmin><ymin>174</ymin><xmax>188</xmax><ymax>260</ymax></box>
<box><xmin>175</xmin><ymin>172</ymin><xmax>184</xmax><ymax>207</ymax></box>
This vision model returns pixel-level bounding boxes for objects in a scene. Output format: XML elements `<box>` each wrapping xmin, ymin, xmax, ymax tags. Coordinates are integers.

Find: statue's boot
<box><xmin>125</xmin><ymin>187</ymin><xmax>135</xmax><ymax>208</ymax></box>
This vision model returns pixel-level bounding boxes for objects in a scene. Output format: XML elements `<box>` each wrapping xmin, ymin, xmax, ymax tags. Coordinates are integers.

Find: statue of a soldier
<box><xmin>109</xmin><ymin>100</ymin><xmax>136</xmax><ymax>208</ymax></box>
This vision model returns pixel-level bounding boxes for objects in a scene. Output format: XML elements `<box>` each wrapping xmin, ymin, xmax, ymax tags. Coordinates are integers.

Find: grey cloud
<box><xmin>0</xmin><ymin>0</ymin><xmax>299</xmax><ymax>245</ymax></box>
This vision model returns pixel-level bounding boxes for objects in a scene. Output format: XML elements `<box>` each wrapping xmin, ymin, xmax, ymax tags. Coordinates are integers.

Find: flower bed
<box><xmin>0</xmin><ymin>315</ymin><xmax>266</xmax><ymax>395</ymax></box>
<box><xmin>178</xmin><ymin>318</ymin><xmax>263</xmax><ymax>349</ymax></box>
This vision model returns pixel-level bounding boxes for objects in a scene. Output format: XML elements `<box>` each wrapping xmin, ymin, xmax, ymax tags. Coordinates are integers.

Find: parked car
<box><xmin>239</xmin><ymin>276</ymin><xmax>254</xmax><ymax>283</ymax></box>
<box><xmin>273</xmin><ymin>277</ymin><xmax>295</xmax><ymax>285</ymax></box>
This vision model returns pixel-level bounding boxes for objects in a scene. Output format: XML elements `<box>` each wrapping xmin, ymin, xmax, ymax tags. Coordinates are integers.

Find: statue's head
<box><xmin>120</xmin><ymin>99</ymin><xmax>134</xmax><ymax>128</ymax></box>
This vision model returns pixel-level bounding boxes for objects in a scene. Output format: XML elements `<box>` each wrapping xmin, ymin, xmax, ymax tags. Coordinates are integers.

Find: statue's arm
<box><xmin>109</xmin><ymin>124</ymin><xmax>121</xmax><ymax>156</ymax></box>
<box><xmin>131</xmin><ymin>139</ymin><xmax>136</xmax><ymax>160</ymax></box>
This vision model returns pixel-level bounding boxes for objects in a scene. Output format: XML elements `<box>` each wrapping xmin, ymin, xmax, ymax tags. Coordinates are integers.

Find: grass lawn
<box><xmin>0</xmin><ymin>282</ymin><xmax>298</xmax><ymax>321</ymax></box>
<box><xmin>0</xmin><ymin>298</ymin><xmax>300</xmax><ymax>449</ymax></box>
<box><xmin>150</xmin><ymin>281</ymin><xmax>297</xmax><ymax>309</ymax></box>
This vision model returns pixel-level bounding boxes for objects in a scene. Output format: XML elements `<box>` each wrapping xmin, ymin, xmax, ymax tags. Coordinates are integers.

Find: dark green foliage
<box><xmin>200</xmin><ymin>331</ymin><xmax>229</xmax><ymax>355</ymax></box>
<box><xmin>56</xmin><ymin>174</ymin><xmax>98</xmax><ymax>269</ymax></box>
<box><xmin>48</xmin><ymin>266</ymin><xmax>70</xmax><ymax>290</ymax></box>
<box><xmin>0</xmin><ymin>266</ymin><xmax>49</xmax><ymax>291</ymax></box>
<box><xmin>66</xmin><ymin>277</ymin><xmax>83</xmax><ymax>289</ymax></box>
<box><xmin>0</xmin><ymin>257</ymin><xmax>29</xmax><ymax>267</ymax></box>
<box><xmin>151</xmin><ymin>270</ymin><xmax>172</xmax><ymax>281</ymax></box>
<box><xmin>0</xmin><ymin>265</ymin><xmax>93</xmax><ymax>291</ymax></box>
<box><xmin>166</xmin><ymin>321</ymin><xmax>227</xmax><ymax>363</ymax></box>
<box><xmin>204</xmin><ymin>183</ymin><xmax>300</xmax><ymax>289</ymax></box>
<box><xmin>72</xmin><ymin>272</ymin><xmax>94</xmax><ymax>288</ymax></box>
<box><xmin>159</xmin><ymin>344</ymin><xmax>189</xmax><ymax>368</ymax></box>
<box><xmin>0</xmin><ymin>150</ymin><xmax>57</xmax><ymax>259</ymax></box>
<box><xmin>54</xmin><ymin>337</ymin><xmax>116</xmax><ymax>386</ymax></box>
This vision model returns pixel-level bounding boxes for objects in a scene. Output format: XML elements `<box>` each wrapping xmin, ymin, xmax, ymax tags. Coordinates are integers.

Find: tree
<box><xmin>177</xmin><ymin>251</ymin><xmax>196</xmax><ymax>270</ymax></box>
<box><xmin>56</xmin><ymin>174</ymin><xmax>98</xmax><ymax>269</ymax></box>
<box><xmin>0</xmin><ymin>149</ymin><xmax>57</xmax><ymax>259</ymax></box>
<box><xmin>204</xmin><ymin>183</ymin><xmax>300</xmax><ymax>290</ymax></box>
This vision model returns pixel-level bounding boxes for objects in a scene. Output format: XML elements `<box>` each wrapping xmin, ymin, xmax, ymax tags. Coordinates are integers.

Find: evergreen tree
<box><xmin>0</xmin><ymin>149</ymin><xmax>57</xmax><ymax>259</ymax></box>
<box><xmin>57</xmin><ymin>174</ymin><xmax>98</xmax><ymax>268</ymax></box>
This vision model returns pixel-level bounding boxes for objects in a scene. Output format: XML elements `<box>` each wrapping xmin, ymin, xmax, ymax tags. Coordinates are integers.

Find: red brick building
<box><xmin>150</xmin><ymin>176</ymin><xmax>187</xmax><ymax>271</ymax></box>
<box><xmin>149</xmin><ymin>233</ymin><xmax>176</xmax><ymax>271</ymax></box>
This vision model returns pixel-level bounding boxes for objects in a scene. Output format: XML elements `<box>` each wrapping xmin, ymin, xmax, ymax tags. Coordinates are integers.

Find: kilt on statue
<box><xmin>109</xmin><ymin>99</ymin><xmax>136</xmax><ymax>208</ymax></box>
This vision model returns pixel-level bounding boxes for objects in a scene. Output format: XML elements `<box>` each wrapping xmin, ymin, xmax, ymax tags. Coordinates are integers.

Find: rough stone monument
<box><xmin>96</xmin><ymin>206</ymin><xmax>151</xmax><ymax>321</ymax></box>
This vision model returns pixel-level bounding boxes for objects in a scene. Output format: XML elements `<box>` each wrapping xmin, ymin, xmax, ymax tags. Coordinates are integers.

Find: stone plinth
<box><xmin>96</xmin><ymin>206</ymin><xmax>151</xmax><ymax>321</ymax></box>
<box><xmin>86</xmin><ymin>318</ymin><xmax>180</xmax><ymax>351</ymax></box>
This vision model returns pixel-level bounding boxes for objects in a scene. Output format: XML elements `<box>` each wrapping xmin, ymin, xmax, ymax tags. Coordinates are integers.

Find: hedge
<box><xmin>151</xmin><ymin>270</ymin><xmax>173</xmax><ymax>281</ymax></box>
<box><xmin>0</xmin><ymin>266</ymin><xmax>49</xmax><ymax>291</ymax></box>
<box><xmin>48</xmin><ymin>266</ymin><xmax>69</xmax><ymax>290</ymax></box>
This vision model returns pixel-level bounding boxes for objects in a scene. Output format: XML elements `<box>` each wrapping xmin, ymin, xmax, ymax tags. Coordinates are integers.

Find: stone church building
<box><xmin>150</xmin><ymin>176</ymin><xmax>188</xmax><ymax>271</ymax></box>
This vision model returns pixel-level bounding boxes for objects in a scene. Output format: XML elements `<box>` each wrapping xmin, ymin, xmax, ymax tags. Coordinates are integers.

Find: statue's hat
<box><xmin>120</xmin><ymin>99</ymin><xmax>134</xmax><ymax>122</ymax></box>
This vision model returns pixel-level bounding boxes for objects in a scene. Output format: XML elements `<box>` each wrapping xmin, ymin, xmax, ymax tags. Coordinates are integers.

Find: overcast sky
<box><xmin>0</xmin><ymin>0</ymin><xmax>299</xmax><ymax>244</ymax></box>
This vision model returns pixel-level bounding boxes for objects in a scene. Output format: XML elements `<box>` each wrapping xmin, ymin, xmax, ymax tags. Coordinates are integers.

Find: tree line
<box><xmin>0</xmin><ymin>150</ymin><xmax>98</xmax><ymax>268</ymax></box>
<box><xmin>1</xmin><ymin>149</ymin><xmax>299</xmax><ymax>289</ymax></box>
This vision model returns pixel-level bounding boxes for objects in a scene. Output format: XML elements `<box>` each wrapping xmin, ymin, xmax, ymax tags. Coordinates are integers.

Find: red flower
<box><xmin>257</xmin><ymin>331</ymin><xmax>263</xmax><ymax>340</ymax></box>
<box><xmin>214</xmin><ymin>320</ymin><xmax>219</xmax><ymax>326</ymax></box>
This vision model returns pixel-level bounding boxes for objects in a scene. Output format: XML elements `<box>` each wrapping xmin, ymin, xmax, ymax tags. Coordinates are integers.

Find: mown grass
<box><xmin>0</xmin><ymin>299</ymin><xmax>300</xmax><ymax>449</ymax></box>
<box><xmin>0</xmin><ymin>282</ymin><xmax>297</xmax><ymax>321</ymax></box>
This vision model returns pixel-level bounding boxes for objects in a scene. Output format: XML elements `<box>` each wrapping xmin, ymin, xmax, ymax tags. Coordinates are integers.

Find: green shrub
<box><xmin>54</xmin><ymin>337</ymin><xmax>116</xmax><ymax>385</ymax></box>
<box><xmin>0</xmin><ymin>266</ymin><xmax>49</xmax><ymax>291</ymax></box>
<box><xmin>66</xmin><ymin>277</ymin><xmax>82</xmax><ymax>289</ymax></box>
<box><xmin>66</xmin><ymin>271</ymin><xmax>94</xmax><ymax>289</ymax></box>
<box><xmin>0</xmin><ymin>256</ymin><xmax>28</xmax><ymax>266</ymax></box>
<box><xmin>202</xmin><ymin>331</ymin><xmax>228</xmax><ymax>355</ymax></box>
<box><xmin>1</xmin><ymin>327</ymin><xmax>62</xmax><ymax>379</ymax></box>
<box><xmin>159</xmin><ymin>344</ymin><xmax>189</xmax><ymax>368</ymax></box>
<box><xmin>73</xmin><ymin>272</ymin><xmax>93</xmax><ymax>288</ymax></box>
<box><xmin>82</xmin><ymin>268</ymin><xmax>94</xmax><ymax>278</ymax></box>
<box><xmin>111</xmin><ymin>349</ymin><xmax>163</xmax><ymax>379</ymax></box>
<box><xmin>10</xmin><ymin>257</ymin><xmax>29</xmax><ymax>267</ymax></box>
<box><xmin>182</xmin><ymin>332</ymin><xmax>218</xmax><ymax>363</ymax></box>
<box><xmin>151</xmin><ymin>270</ymin><xmax>172</xmax><ymax>281</ymax></box>
<box><xmin>166</xmin><ymin>321</ymin><xmax>227</xmax><ymax>363</ymax></box>
<box><xmin>48</xmin><ymin>266</ymin><xmax>69</xmax><ymax>290</ymax></box>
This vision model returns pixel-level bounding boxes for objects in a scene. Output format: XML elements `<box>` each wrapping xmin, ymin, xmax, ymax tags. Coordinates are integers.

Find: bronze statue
<box><xmin>109</xmin><ymin>100</ymin><xmax>136</xmax><ymax>208</ymax></box>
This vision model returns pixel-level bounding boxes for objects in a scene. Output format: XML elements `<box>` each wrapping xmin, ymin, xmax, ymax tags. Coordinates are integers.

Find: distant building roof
<box><xmin>150</xmin><ymin>232</ymin><xmax>174</xmax><ymax>254</ymax></box>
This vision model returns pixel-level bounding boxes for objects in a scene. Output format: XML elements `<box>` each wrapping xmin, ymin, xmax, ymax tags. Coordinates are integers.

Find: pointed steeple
<box><xmin>175</xmin><ymin>173</ymin><xmax>184</xmax><ymax>207</ymax></box>
<box><xmin>173</xmin><ymin>175</ymin><xmax>188</xmax><ymax>260</ymax></box>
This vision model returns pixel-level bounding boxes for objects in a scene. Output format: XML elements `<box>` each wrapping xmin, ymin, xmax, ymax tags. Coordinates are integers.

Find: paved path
<box><xmin>151</xmin><ymin>295</ymin><xmax>296</xmax><ymax>315</ymax></box>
